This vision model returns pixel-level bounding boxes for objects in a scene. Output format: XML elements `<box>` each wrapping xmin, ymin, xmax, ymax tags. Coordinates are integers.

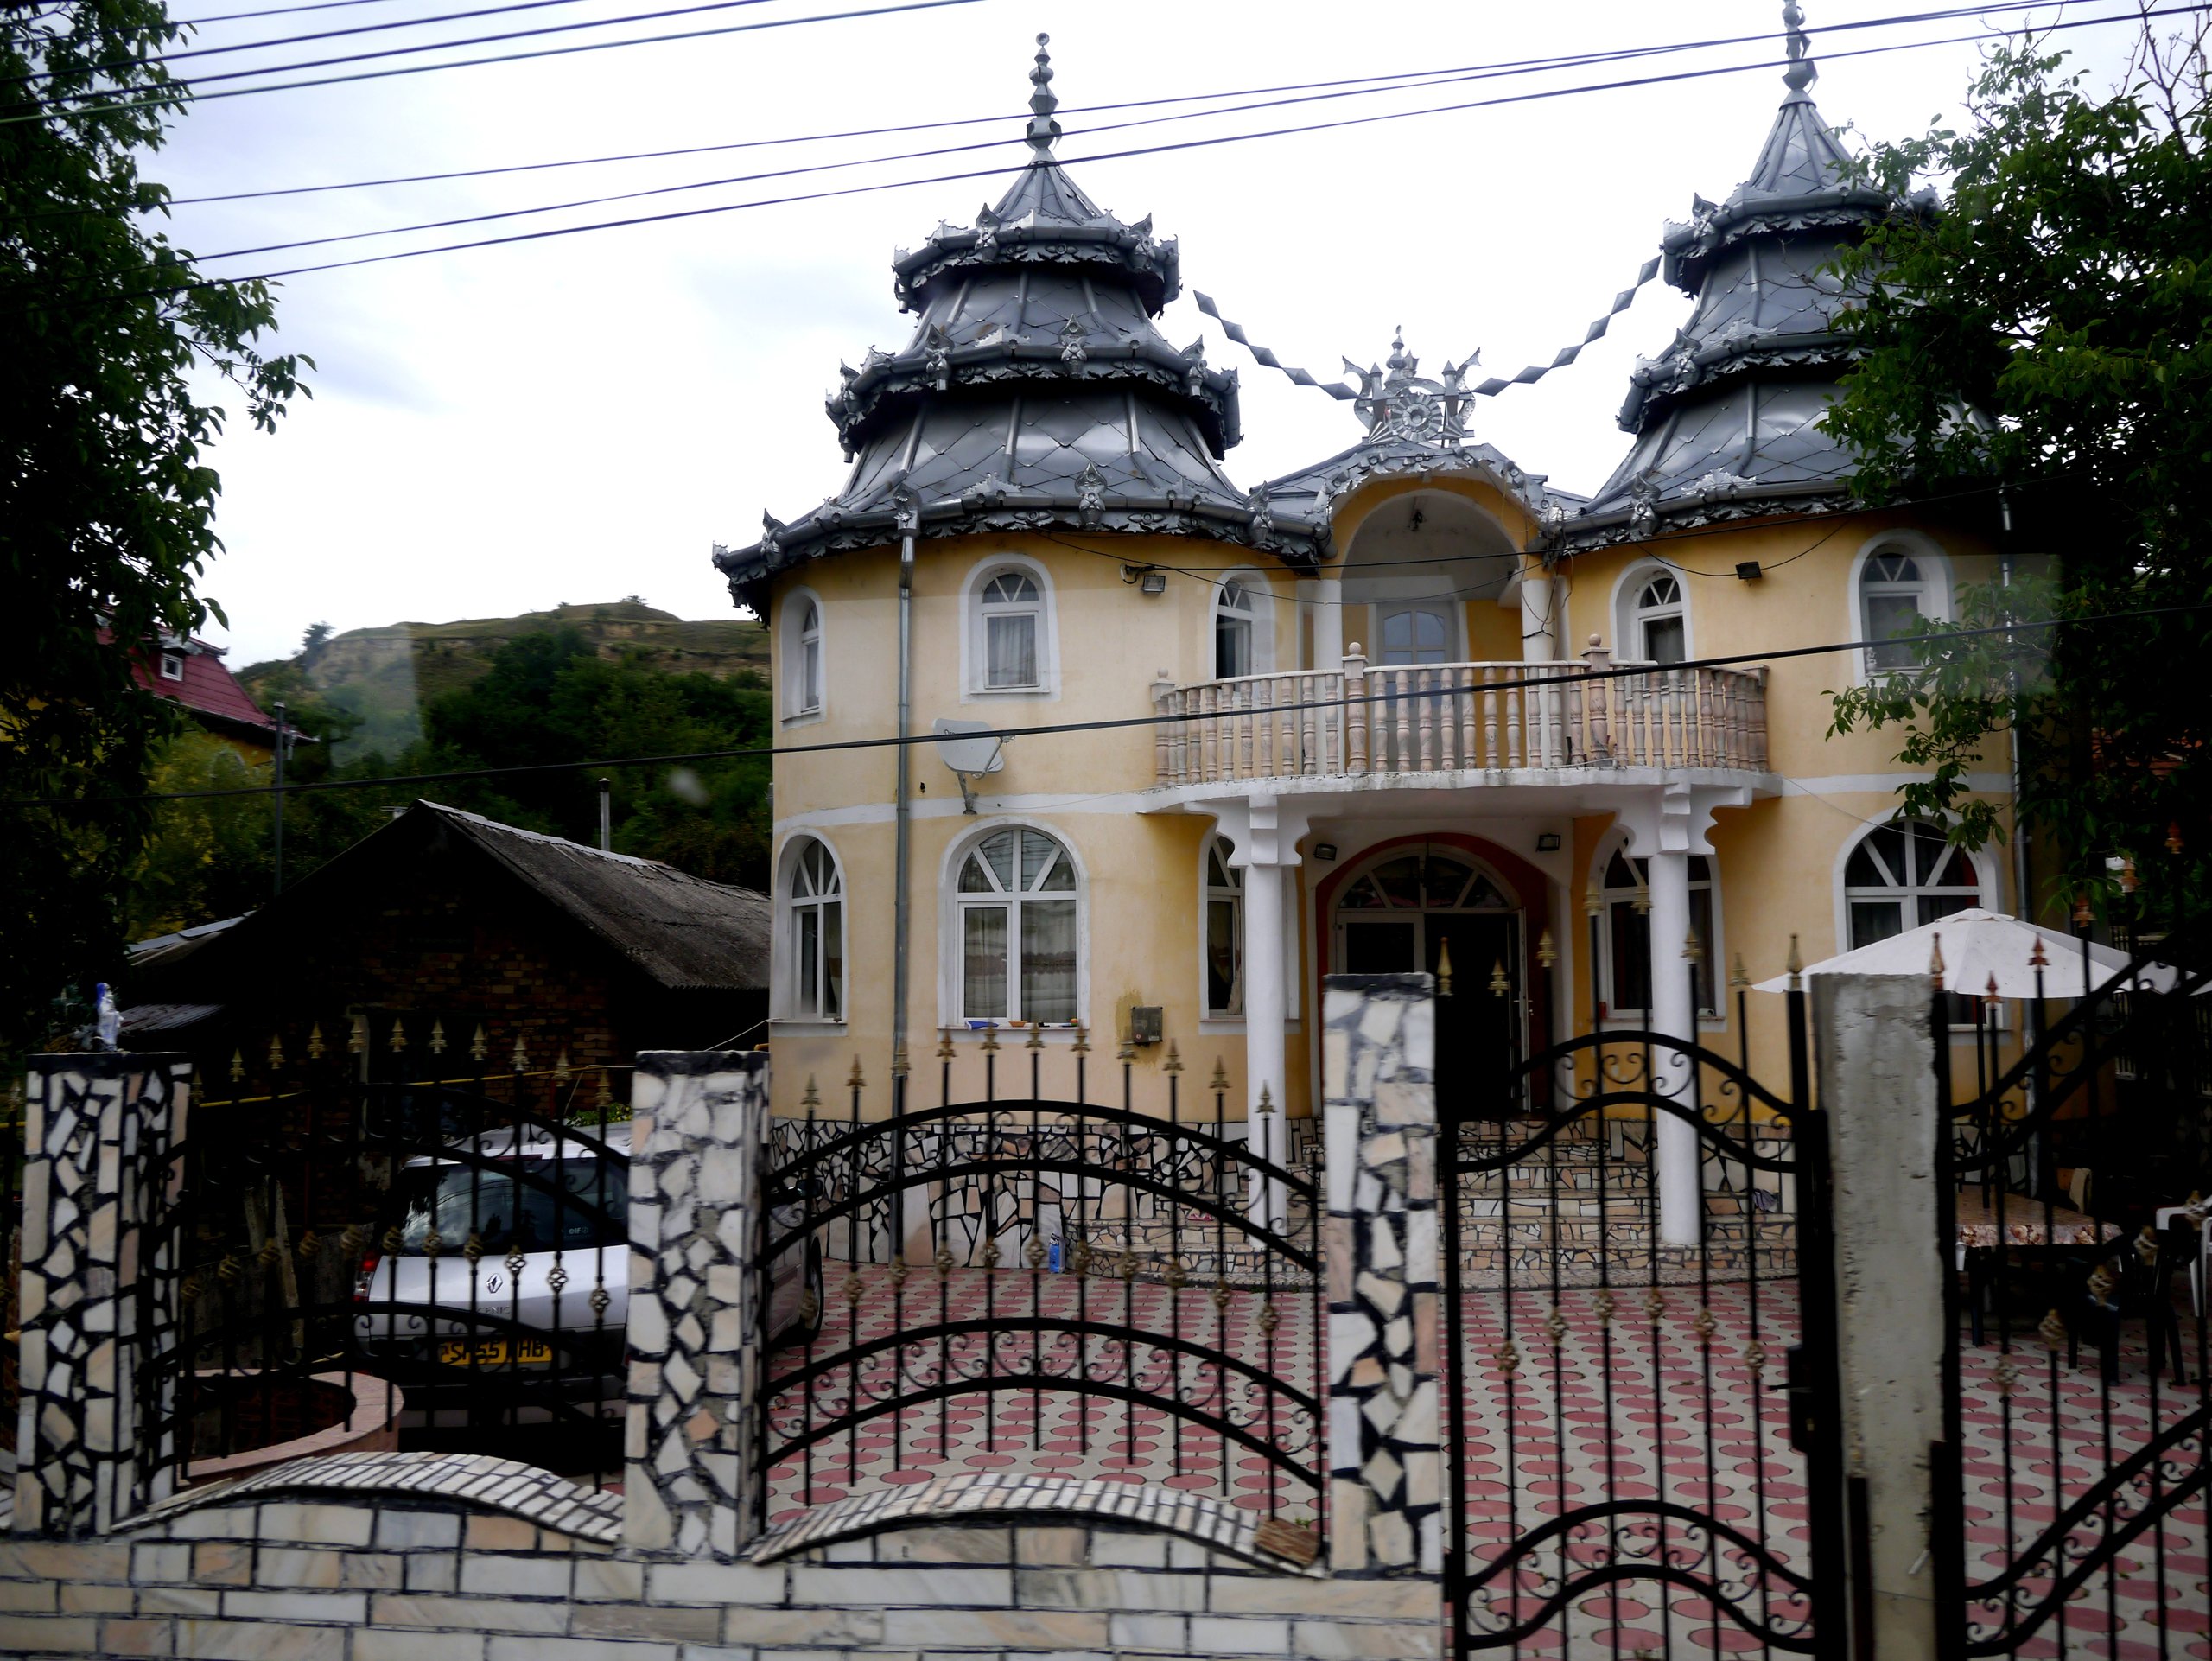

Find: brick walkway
<box><xmin>767</xmin><ymin>1267</ymin><xmax>2209</xmax><ymax>1659</ymax></box>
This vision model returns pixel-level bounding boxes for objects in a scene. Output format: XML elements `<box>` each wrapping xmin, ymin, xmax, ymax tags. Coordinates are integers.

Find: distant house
<box><xmin>104</xmin><ymin>628</ymin><xmax>289</xmax><ymax>761</ymax></box>
<box><xmin>123</xmin><ymin>800</ymin><xmax>771</xmax><ymax>1087</ymax></box>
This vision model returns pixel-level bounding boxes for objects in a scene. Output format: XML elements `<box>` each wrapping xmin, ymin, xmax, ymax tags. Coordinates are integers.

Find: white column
<box><xmin>1646</xmin><ymin>845</ymin><xmax>1702</xmax><ymax>1247</ymax></box>
<box><xmin>1220</xmin><ymin>792</ymin><xmax>1304</xmax><ymax>1231</ymax></box>
<box><xmin>1520</xmin><ymin>564</ymin><xmax>1560</xmax><ymax>766</ymax></box>
<box><xmin>1311</xmin><ymin>576</ymin><xmax>1344</xmax><ymax>671</ymax></box>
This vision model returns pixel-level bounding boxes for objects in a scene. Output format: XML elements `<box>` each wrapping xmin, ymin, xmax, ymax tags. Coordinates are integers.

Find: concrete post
<box><xmin>1321</xmin><ymin>974</ymin><xmax>1444</xmax><ymax>1584</ymax></box>
<box><xmin>1645</xmin><ymin>845</ymin><xmax>1702</xmax><ymax>1246</ymax></box>
<box><xmin>13</xmin><ymin>1053</ymin><xmax>191</xmax><ymax>1537</ymax></box>
<box><xmin>625</xmin><ymin>1051</ymin><xmax>769</xmax><ymax>1559</ymax></box>
<box><xmin>1311</xmin><ymin>576</ymin><xmax>1344</xmax><ymax>673</ymax></box>
<box><xmin>1815</xmin><ymin>974</ymin><xmax>1944</xmax><ymax>1660</ymax></box>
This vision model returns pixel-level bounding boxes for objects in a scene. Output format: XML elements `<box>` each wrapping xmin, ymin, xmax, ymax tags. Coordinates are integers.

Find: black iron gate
<box><xmin>1930</xmin><ymin>922</ymin><xmax>2210</xmax><ymax>1659</ymax></box>
<box><xmin>1442</xmin><ymin>978</ymin><xmax>1846</xmax><ymax>1658</ymax></box>
<box><xmin>758</xmin><ymin>1034</ymin><xmax>1324</xmax><ymax>1545</ymax></box>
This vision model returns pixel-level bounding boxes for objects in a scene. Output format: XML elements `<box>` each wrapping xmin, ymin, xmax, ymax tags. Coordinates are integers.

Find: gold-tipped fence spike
<box><xmin>348</xmin><ymin>1015</ymin><xmax>368</xmax><ymax>1055</ymax></box>
<box><xmin>306</xmin><ymin>1023</ymin><xmax>326</xmax><ymax>1060</ymax></box>
<box><xmin>1682</xmin><ymin>926</ymin><xmax>1704</xmax><ymax>965</ymax></box>
<box><xmin>1210</xmin><ymin>1057</ymin><xmax>1230</xmax><ymax>1092</ymax></box>
<box><xmin>1929</xmin><ymin>934</ymin><xmax>1946</xmax><ymax>982</ymax></box>
<box><xmin>1071</xmin><ymin>1022</ymin><xmax>1090</xmax><ymax>1055</ymax></box>
<box><xmin>429</xmin><ymin>1018</ymin><xmax>448</xmax><ymax>1055</ymax></box>
<box><xmin>1025</xmin><ymin>1021</ymin><xmax>1044</xmax><ymax>1051</ymax></box>
<box><xmin>1116</xmin><ymin>1034</ymin><xmax>1135</xmax><ymax>1062</ymax></box>
<box><xmin>1537</xmin><ymin>927</ymin><xmax>1557</xmax><ymax>970</ymax></box>
<box><xmin>388</xmin><ymin>1018</ymin><xmax>406</xmax><ymax>1053</ymax></box>
<box><xmin>1986</xmin><ymin>972</ymin><xmax>2001</xmax><ymax>1001</ymax></box>
<box><xmin>1729</xmin><ymin>952</ymin><xmax>1749</xmax><ymax>990</ymax></box>
<box><xmin>801</xmin><ymin>1075</ymin><xmax>822</xmax><ymax>1111</ymax></box>
<box><xmin>555</xmin><ymin>1051</ymin><xmax>573</xmax><ymax>1085</ymax></box>
<box><xmin>1163</xmin><ymin>1039</ymin><xmax>1184</xmax><ymax>1074</ymax></box>
<box><xmin>937</xmin><ymin>1027</ymin><xmax>957</xmax><ymax>1060</ymax></box>
<box><xmin>2030</xmin><ymin>939</ymin><xmax>2049</xmax><ymax>971</ymax></box>
<box><xmin>981</xmin><ymin>1025</ymin><xmax>1001</xmax><ymax>1053</ymax></box>
<box><xmin>2072</xmin><ymin>893</ymin><xmax>2095</xmax><ymax>927</ymax></box>
<box><xmin>1633</xmin><ymin>872</ymin><xmax>1652</xmax><ymax>915</ymax></box>
<box><xmin>511</xmin><ymin>1034</ymin><xmax>529</xmax><ymax>1072</ymax></box>
<box><xmin>267</xmin><ymin>1034</ymin><xmax>285</xmax><ymax>1068</ymax></box>
<box><xmin>1785</xmin><ymin>934</ymin><xmax>1803</xmax><ymax>985</ymax></box>
<box><xmin>470</xmin><ymin>1024</ymin><xmax>488</xmax><ymax>1063</ymax></box>
<box><xmin>1256</xmin><ymin>1082</ymin><xmax>1275</xmax><ymax>1115</ymax></box>
<box><xmin>1488</xmin><ymin>958</ymin><xmax>1510</xmax><ymax>999</ymax></box>
<box><xmin>847</xmin><ymin>1056</ymin><xmax>867</xmax><ymax>1091</ymax></box>
<box><xmin>1584</xmin><ymin>877</ymin><xmax>1604</xmax><ymax>919</ymax></box>
<box><xmin>230</xmin><ymin>1049</ymin><xmax>245</xmax><ymax>1084</ymax></box>
<box><xmin>892</xmin><ymin>1041</ymin><xmax>910</xmax><ymax>1079</ymax></box>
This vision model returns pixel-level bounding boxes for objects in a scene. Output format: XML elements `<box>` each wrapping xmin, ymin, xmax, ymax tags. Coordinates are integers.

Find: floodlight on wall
<box><xmin>932</xmin><ymin>717</ymin><xmax>1007</xmax><ymax>815</ymax></box>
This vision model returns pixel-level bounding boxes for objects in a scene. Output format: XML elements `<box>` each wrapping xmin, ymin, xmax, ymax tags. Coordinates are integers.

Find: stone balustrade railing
<box><xmin>1152</xmin><ymin>644</ymin><xmax>1768</xmax><ymax>786</ymax></box>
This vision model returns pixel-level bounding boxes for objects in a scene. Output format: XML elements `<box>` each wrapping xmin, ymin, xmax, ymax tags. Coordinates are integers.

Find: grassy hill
<box><xmin>244</xmin><ymin>601</ymin><xmax>767</xmax><ymax>760</ymax></box>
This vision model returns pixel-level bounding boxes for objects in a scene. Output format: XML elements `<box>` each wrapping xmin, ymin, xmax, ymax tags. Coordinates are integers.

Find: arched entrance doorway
<box><xmin>1329</xmin><ymin>845</ymin><xmax>1522</xmax><ymax>1108</ymax></box>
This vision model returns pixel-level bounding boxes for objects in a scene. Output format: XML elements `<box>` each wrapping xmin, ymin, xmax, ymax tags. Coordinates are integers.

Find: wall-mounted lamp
<box><xmin>1735</xmin><ymin>561</ymin><xmax>1764</xmax><ymax>582</ymax></box>
<box><xmin>1535</xmin><ymin>832</ymin><xmax>1562</xmax><ymax>853</ymax></box>
<box><xmin>1122</xmin><ymin>563</ymin><xmax>1168</xmax><ymax>595</ymax></box>
<box><xmin>1312</xmin><ymin>843</ymin><xmax>1338</xmax><ymax>862</ymax></box>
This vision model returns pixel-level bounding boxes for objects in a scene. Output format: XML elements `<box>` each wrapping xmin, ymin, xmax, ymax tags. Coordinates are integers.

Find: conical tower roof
<box><xmin>715</xmin><ymin>38</ymin><xmax>1313</xmax><ymax>607</ymax></box>
<box><xmin>1561</xmin><ymin>3</ymin><xmax>1923</xmax><ymax>550</ymax></box>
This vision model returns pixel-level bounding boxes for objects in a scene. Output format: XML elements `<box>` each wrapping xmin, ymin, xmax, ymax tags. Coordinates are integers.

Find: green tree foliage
<box><xmin>1823</xmin><ymin>22</ymin><xmax>2212</xmax><ymax>918</ymax></box>
<box><xmin>125</xmin><ymin>632</ymin><xmax>773</xmax><ymax>940</ymax></box>
<box><xmin>2</xmin><ymin>0</ymin><xmax>308</xmax><ymax>1053</ymax></box>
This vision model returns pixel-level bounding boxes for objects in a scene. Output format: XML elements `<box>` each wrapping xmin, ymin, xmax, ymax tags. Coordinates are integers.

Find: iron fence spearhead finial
<box><xmin>1785</xmin><ymin>933</ymin><xmax>1802</xmax><ymax>990</ymax></box>
<box><xmin>306</xmin><ymin>1023</ymin><xmax>325</xmax><ymax>1060</ymax></box>
<box><xmin>267</xmin><ymin>1034</ymin><xmax>284</xmax><ymax>1069</ymax></box>
<box><xmin>1163</xmin><ymin>1039</ymin><xmax>1183</xmax><ymax>1073</ymax></box>
<box><xmin>1537</xmin><ymin>928</ymin><xmax>1557</xmax><ymax>971</ymax></box>
<box><xmin>429</xmin><ymin>1018</ymin><xmax>447</xmax><ymax>1055</ymax></box>
<box><xmin>1929</xmin><ymin>934</ymin><xmax>1945</xmax><ymax>985</ymax></box>
<box><xmin>847</xmin><ymin>1055</ymin><xmax>867</xmax><ymax>1091</ymax></box>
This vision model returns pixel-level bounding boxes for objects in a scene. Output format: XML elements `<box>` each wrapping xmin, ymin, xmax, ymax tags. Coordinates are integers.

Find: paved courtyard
<box><xmin>766</xmin><ymin>1266</ymin><xmax>2209</xmax><ymax>1659</ymax></box>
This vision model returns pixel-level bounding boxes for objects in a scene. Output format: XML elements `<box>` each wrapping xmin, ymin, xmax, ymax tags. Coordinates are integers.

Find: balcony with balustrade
<box><xmin>1146</xmin><ymin>639</ymin><xmax>1772</xmax><ymax>805</ymax></box>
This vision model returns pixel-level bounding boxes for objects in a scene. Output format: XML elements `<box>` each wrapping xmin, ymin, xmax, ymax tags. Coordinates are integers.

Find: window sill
<box><xmin>963</xmin><ymin>685</ymin><xmax>1057</xmax><ymax>701</ymax></box>
<box><xmin>780</xmin><ymin>709</ymin><xmax>826</xmax><ymax>730</ymax></box>
<box><xmin>769</xmin><ymin>1017</ymin><xmax>847</xmax><ymax>1038</ymax></box>
<box><xmin>1197</xmin><ymin>1018</ymin><xmax>1305</xmax><ymax>1034</ymax></box>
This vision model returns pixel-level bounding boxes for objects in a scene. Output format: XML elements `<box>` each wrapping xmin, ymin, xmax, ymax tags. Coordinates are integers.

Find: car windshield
<box><xmin>395</xmin><ymin>1156</ymin><xmax>626</xmax><ymax>1255</ymax></box>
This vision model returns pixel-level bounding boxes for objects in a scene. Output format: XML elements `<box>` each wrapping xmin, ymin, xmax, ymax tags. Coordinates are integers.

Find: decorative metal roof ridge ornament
<box><xmin>1344</xmin><ymin>327</ymin><xmax>1478</xmax><ymax>449</ymax></box>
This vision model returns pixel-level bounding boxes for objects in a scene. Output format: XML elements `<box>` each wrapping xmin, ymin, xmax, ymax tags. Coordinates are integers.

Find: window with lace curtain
<box><xmin>956</xmin><ymin>826</ymin><xmax>1079</xmax><ymax>1023</ymax></box>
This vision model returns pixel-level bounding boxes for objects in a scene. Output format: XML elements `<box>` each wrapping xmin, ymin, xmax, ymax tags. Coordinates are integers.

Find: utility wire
<box><xmin>133</xmin><ymin>0</ymin><xmax>2106</xmax><ymax>209</ymax></box>
<box><xmin>128</xmin><ymin>4</ymin><xmax>2208</xmax><ymax>294</ymax></box>
<box><xmin>14</xmin><ymin>601</ymin><xmax>2205</xmax><ymax>811</ymax></box>
<box><xmin>177</xmin><ymin>0</ymin><xmax>452</xmax><ymax>23</ymax></box>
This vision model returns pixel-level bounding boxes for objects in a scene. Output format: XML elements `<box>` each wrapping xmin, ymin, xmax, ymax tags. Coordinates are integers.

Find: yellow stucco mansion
<box><xmin>714</xmin><ymin>33</ymin><xmax>2012</xmax><ymax>1153</ymax></box>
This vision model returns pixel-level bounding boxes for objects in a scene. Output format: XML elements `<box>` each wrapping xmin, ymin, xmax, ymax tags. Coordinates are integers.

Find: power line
<box><xmin>154</xmin><ymin>3</ymin><xmax>2207</xmax><ymax>291</ymax></box>
<box><xmin>14</xmin><ymin>601</ymin><xmax>2205</xmax><ymax>811</ymax></box>
<box><xmin>176</xmin><ymin>0</ymin><xmax>449</xmax><ymax>23</ymax></box>
<box><xmin>0</xmin><ymin>0</ymin><xmax>988</xmax><ymax>124</ymax></box>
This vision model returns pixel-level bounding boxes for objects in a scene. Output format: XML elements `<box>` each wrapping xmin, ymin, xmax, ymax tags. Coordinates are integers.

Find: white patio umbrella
<box><xmin>1749</xmin><ymin>909</ymin><xmax>2171</xmax><ymax>997</ymax></box>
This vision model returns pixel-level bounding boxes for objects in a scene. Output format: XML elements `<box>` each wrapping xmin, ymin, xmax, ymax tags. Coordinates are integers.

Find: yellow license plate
<box><xmin>437</xmin><ymin>1338</ymin><xmax>555</xmax><ymax>1367</ymax></box>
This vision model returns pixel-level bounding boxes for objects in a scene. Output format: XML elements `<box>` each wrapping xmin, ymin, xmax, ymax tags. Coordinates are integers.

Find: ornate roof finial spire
<box><xmin>1781</xmin><ymin>3</ymin><xmax>1817</xmax><ymax>97</ymax></box>
<box><xmin>1026</xmin><ymin>33</ymin><xmax>1061</xmax><ymax>158</ymax></box>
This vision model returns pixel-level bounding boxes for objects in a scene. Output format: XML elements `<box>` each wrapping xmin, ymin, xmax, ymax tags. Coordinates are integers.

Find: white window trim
<box><xmin>1363</xmin><ymin>596</ymin><xmax>1466</xmax><ymax>666</ymax></box>
<box><xmin>779</xmin><ymin>585</ymin><xmax>827</xmax><ymax>728</ymax></box>
<box><xmin>1211</xmin><ymin>569</ymin><xmax>1279</xmax><ymax>681</ymax></box>
<box><xmin>1829</xmin><ymin>816</ymin><xmax>1998</xmax><ymax>1032</ymax></box>
<box><xmin>1198</xmin><ymin>832</ymin><xmax>1245</xmax><ymax>1020</ymax></box>
<box><xmin>936</xmin><ymin>816</ymin><xmax>1088</xmax><ymax>1030</ymax></box>
<box><xmin>1608</xmin><ymin>557</ymin><xmax>1694</xmax><ymax>665</ymax></box>
<box><xmin>961</xmin><ymin>554</ymin><xmax>1061</xmax><ymax>700</ymax></box>
<box><xmin>157</xmin><ymin>651</ymin><xmax>187</xmax><ymax>682</ymax></box>
<box><xmin>772</xmin><ymin>833</ymin><xmax>847</xmax><ymax>1025</ymax></box>
<box><xmin>1591</xmin><ymin>832</ymin><xmax>1726</xmax><ymax>1027</ymax></box>
<box><xmin>1845</xmin><ymin>531</ymin><xmax>1954</xmax><ymax>686</ymax></box>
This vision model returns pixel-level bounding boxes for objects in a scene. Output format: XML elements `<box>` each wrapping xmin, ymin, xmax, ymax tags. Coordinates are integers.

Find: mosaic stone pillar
<box><xmin>624</xmin><ymin>1051</ymin><xmax>768</xmax><ymax>1559</ymax></box>
<box><xmin>1320</xmin><ymin>975</ymin><xmax>1444</xmax><ymax>1579</ymax></box>
<box><xmin>13</xmin><ymin>1053</ymin><xmax>191</xmax><ymax>1537</ymax></box>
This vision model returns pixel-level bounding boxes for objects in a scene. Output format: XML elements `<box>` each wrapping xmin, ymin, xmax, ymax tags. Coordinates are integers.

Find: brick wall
<box><xmin>0</xmin><ymin>1494</ymin><xmax>1443</xmax><ymax>1660</ymax></box>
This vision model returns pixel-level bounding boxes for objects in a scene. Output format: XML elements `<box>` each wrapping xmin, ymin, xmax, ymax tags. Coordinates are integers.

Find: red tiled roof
<box><xmin>103</xmin><ymin>630</ymin><xmax>277</xmax><ymax>735</ymax></box>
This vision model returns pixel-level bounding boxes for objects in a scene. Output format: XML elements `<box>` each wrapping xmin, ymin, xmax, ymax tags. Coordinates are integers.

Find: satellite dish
<box><xmin>931</xmin><ymin>718</ymin><xmax>1006</xmax><ymax>813</ymax></box>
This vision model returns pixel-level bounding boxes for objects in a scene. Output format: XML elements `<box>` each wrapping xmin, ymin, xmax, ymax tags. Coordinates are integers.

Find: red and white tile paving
<box><xmin>767</xmin><ymin>1266</ymin><xmax>2208</xmax><ymax>1659</ymax></box>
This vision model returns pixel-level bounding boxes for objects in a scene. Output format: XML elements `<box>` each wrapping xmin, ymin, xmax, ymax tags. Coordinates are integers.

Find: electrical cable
<box><xmin>142</xmin><ymin>3</ymin><xmax>2205</xmax><ymax>291</ymax></box>
<box><xmin>130</xmin><ymin>0</ymin><xmax>2111</xmax><ymax>210</ymax></box>
<box><xmin>13</xmin><ymin>600</ymin><xmax>2204</xmax><ymax>811</ymax></box>
<box><xmin>177</xmin><ymin>0</ymin><xmax>460</xmax><ymax>24</ymax></box>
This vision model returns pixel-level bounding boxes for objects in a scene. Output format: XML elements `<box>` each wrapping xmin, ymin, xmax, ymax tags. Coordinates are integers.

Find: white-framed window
<box><xmin>1633</xmin><ymin>573</ymin><xmax>1688</xmax><ymax>665</ymax></box>
<box><xmin>1216</xmin><ymin>581</ymin><xmax>1255</xmax><ymax>679</ymax></box>
<box><xmin>782</xmin><ymin>588</ymin><xmax>825</xmax><ymax>722</ymax></box>
<box><xmin>1843</xmin><ymin>819</ymin><xmax>1983</xmax><ymax>947</ymax></box>
<box><xmin>963</xmin><ymin>557</ymin><xmax>1059</xmax><ymax>697</ymax></box>
<box><xmin>781</xmin><ymin>836</ymin><xmax>845</xmax><ymax>1021</ymax></box>
<box><xmin>1595</xmin><ymin>844</ymin><xmax>1719</xmax><ymax>1020</ymax></box>
<box><xmin>1205</xmin><ymin>836</ymin><xmax>1243</xmax><ymax>1015</ymax></box>
<box><xmin>158</xmin><ymin>651</ymin><xmax>186</xmax><ymax>682</ymax></box>
<box><xmin>955</xmin><ymin>825</ymin><xmax>1079</xmax><ymax>1023</ymax></box>
<box><xmin>1375</xmin><ymin>601</ymin><xmax>1453</xmax><ymax>665</ymax></box>
<box><xmin>1847</xmin><ymin>534</ymin><xmax>1953</xmax><ymax>682</ymax></box>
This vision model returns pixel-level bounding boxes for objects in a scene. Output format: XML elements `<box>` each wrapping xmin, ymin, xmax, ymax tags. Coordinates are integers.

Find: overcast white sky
<box><xmin>154</xmin><ymin>0</ymin><xmax>2139</xmax><ymax>665</ymax></box>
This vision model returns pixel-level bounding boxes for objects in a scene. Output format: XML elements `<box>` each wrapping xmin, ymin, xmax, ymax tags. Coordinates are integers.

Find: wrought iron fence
<box><xmin>759</xmin><ymin>1030</ymin><xmax>1324</xmax><ymax>1544</ymax></box>
<box><xmin>1933</xmin><ymin>918</ymin><xmax>2210</xmax><ymax>1659</ymax></box>
<box><xmin>137</xmin><ymin>1019</ymin><xmax>635</xmax><ymax>1499</ymax></box>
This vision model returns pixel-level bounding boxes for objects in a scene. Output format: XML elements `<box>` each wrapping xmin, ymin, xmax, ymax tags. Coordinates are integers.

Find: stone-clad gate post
<box><xmin>12</xmin><ymin>1053</ymin><xmax>193</xmax><ymax>1537</ymax></box>
<box><xmin>624</xmin><ymin>1050</ymin><xmax>770</xmax><ymax>1559</ymax></box>
<box><xmin>1321</xmin><ymin>973</ymin><xmax>1445</xmax><ymax>1583</ymax></box>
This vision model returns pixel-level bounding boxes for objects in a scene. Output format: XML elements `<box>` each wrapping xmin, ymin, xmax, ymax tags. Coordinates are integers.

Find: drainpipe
<box><xmin>893</xmin><ymin>528</ymin><xmax>916</xmax><ymax>1097</ymax></box>
<box><xmin>1999</xmin><ymin>490</ymin><xmax>2031</xmax><ymax>920</ymax></box>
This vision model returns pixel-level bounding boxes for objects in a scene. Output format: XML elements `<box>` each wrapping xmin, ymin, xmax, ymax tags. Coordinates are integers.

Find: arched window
<box><xmin>1215</xmin><ymin>581</ymin><xmax>1255</xmax><ymax>679</ymax></box>
<box><xmin>1205</xmin><ymin>837</ymin><xmax>1243</xmax><ymax>1015</ymax></box>
<box><xmin>1844</xmin><ymin>819</ymin><xmax>1982</xmax><ymax>947</ymax></box>
<box><xmin>1859</xmin><ymin>550</ymin><xmax>1931</xmax><ymax>674</ymax></box>
<box><xmin>956</xmin><ymin>826</ymin><xmax>1078</xmax><ymax>1022</ymax></box>
<box><xmin>784</xmin><ymin>837</ymin><xmax>844</xmax><ymax>1021</ymax></box>
<box><xmin>1597</xmin><ymin>845</ymin><xmax>1718</xmax><ymax>1019</ymax></box>
<box><xmin>1633</xmin><ymin>573</ymin><xmax>1688</xmax><ymax>665</ymax></box>
<box><xmin>790</xmin><ymin>597</ymin><xmax>823</xmax><ymax>716</ymax></box>
<box><xmin>979</xmin><ymin>571</ymin><xmax>1043</xmax><ymax>690</ymax></box>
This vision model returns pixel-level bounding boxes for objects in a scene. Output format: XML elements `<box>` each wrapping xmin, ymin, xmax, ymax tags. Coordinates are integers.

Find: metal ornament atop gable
<box><xmin>1345</xmin><ymin>328</ymin><xmax>1477</xmax><ymax>449</ymax></box>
